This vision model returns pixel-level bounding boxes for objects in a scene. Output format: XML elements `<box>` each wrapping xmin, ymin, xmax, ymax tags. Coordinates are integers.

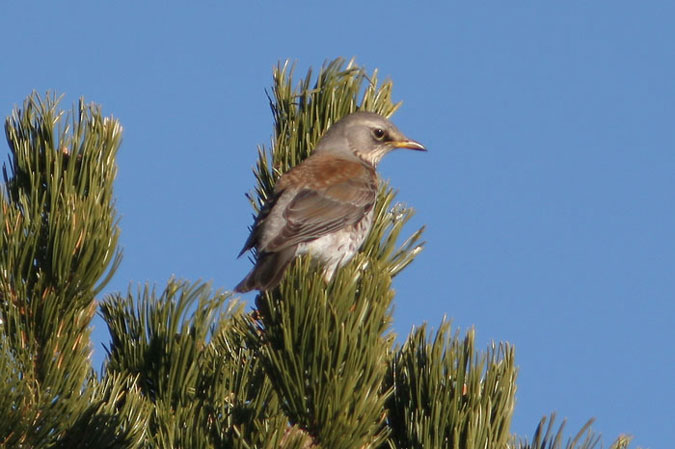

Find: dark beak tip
<box><xmin>409</xmin><ymin>142</ymin><xmax>427</xmax><ymax>152</ymax></box>
<box><xmin>396</xmin><ymin>140</ymin><xmax>426</xmax><ymax>152</ymax></box>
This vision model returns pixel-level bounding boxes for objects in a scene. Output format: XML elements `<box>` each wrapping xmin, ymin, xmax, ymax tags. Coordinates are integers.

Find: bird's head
<box><xmin>314</xmin><ymin>111</ymin><xmax>426</xmax><ymax>166</ymax></box>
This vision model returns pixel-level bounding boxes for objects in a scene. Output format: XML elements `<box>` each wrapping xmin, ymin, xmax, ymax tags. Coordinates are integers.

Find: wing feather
<box><xmin>265</xmin><ymin>158</ymin><xmax>377</xmax><ymax>251</ymax></box>
<box><xmin>240</xmin><ymin>154</ymin><xmax>378</xmax><ymax>255</ymax></box>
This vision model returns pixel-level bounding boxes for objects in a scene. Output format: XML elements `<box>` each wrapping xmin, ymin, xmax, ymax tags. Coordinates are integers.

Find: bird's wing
<box><xmin>237</xmin><ymin>192</ymin><xmax>278</xmax><ymax>257</ymax></box>
<box><xmin>263</xmin><ymin>158</ymin><xmax>377</xmax><ymax>252</ymax></box>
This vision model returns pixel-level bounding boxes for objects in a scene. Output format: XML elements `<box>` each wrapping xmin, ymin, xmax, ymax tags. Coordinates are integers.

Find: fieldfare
<box><xmin>235</xmin><ymin>111</ymin><xmax>425</xmax><ymax>292</ymax></box>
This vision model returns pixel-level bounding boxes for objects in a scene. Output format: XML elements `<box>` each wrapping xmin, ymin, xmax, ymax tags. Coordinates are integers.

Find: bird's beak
<box><xmin>392</xmin><ymin>139</ymin><xmax>426</xmax><ymax>151</ymax></box>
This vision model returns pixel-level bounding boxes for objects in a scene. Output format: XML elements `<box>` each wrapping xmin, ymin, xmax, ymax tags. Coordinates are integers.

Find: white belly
<box><xmin>297</xmin><ymin>209</ymin><xmax>374</xmax><ymax>280</ymax></box>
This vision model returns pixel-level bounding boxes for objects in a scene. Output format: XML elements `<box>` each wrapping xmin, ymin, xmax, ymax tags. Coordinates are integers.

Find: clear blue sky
<box><xmin>2</xmin><ymin>2</ymin><xmax>673</xmax><ymax>447</ymax></box>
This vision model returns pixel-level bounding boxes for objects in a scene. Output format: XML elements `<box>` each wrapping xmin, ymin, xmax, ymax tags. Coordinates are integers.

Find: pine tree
<box><xmin>0</xmin><ymin>61</ymin><xmax>635</xmax><ymax>449</ymax></box>
<box><xmin>0</xmin><ymin>94</ymin><xmax>148</xmax><ymax>447</ymax></box>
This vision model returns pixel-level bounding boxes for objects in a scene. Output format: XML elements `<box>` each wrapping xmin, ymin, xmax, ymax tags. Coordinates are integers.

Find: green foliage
<box><xmin>100</xmin><ymin>279</ymin><xmax>293</xmax><ymax>448</ymax></box>
<box><xmin>512</xmin><ymin>415</ymin><xmax>599</xmax><ymax>449</ymax></box>
<box><xmin>102</xmin><ymin>281</ymin><xmax>229</xmax><ymax>404</ymax></box>
<box><xmin>0</xmin><ymin>92</ymin><xmax>140</xmax><ymax>447</ymax></box>
<box><xmin>512</xmin><ymin>415</ymin><xmax>636</xmax><ymax>449</ymax></box>
<box><xmin>385</xmin><ymin>321</ymin><xmax>516</xmax><ymax>449</ymax></box>
<box><xmin>53</xmin><ymin>374</ymin><xmax>151</xmax><ymax>449</ymax></box>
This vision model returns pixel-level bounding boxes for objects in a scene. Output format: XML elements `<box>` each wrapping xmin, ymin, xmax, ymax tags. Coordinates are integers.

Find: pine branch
<box><xmin>385</xmin><ymin>321</ymin><xmax>517</xmax><ymax>449</ymax></box>
<box><xmin>512</xmin><ymin>415</ymin><xmax>638</xmax><ymax>449</ymax></box>
<box><xmin>101</xmin><ymin>279</ymin><xmax>290</xmax><ymax>448</ymax></box>
<box><xmin>512</xmin><ymin>414</ymin><xmax>600</xmax><ymax>449</ymax></box>
<box><xmin>0</xmin><ymin>92</ymin><xmax>122</xmax><ymax>445</ymax></box>
<box><xmin>53</xmin><ymin>373</ymin><xmax>151</xmax><ymax>449</ymax></box>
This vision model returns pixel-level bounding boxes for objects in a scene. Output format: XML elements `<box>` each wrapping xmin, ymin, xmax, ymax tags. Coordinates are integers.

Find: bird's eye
<box><xmin>372</xmin><ymin>128</ymin><xmax>386</xmax><ymax>140</ymax></box>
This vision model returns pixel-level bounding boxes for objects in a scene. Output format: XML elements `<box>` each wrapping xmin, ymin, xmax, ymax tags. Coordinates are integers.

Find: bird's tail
<box><xmin>234</xmin><ymin>248</ymin><xmax>296</xmax><ymax>292</ymax></box>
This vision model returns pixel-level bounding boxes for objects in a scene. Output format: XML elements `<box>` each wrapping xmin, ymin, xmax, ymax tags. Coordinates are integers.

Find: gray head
<box><xmin>313</xmin><ymin>111</ymin><xmax>426</xmax><ymax>166</ymax></box>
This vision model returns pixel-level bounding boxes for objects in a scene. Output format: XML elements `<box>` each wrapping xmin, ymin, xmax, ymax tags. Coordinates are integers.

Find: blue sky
<box><xmin>2</xmin><ymin>2</ymin><xmax>673</xmax><ymax>447</ymax></box>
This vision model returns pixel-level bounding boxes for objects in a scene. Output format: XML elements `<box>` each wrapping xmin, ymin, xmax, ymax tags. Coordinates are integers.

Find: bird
<box><xmin>235</xmin><ymin>111</ymin><xmax>425</xmax><ymax>292</ymax></box>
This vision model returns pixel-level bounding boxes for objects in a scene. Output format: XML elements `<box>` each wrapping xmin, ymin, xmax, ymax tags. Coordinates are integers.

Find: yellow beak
<box><xmin>392</xmin><ymin>139</ymin><xmax>426</xmax><ymax>151</ymax></box>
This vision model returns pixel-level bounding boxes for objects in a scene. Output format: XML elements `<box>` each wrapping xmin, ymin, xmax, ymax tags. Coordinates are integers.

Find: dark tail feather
<box><xmin>234</xmin><ymin>248</ymin><xmax>296</xmax><ymax>292</ymax></box>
